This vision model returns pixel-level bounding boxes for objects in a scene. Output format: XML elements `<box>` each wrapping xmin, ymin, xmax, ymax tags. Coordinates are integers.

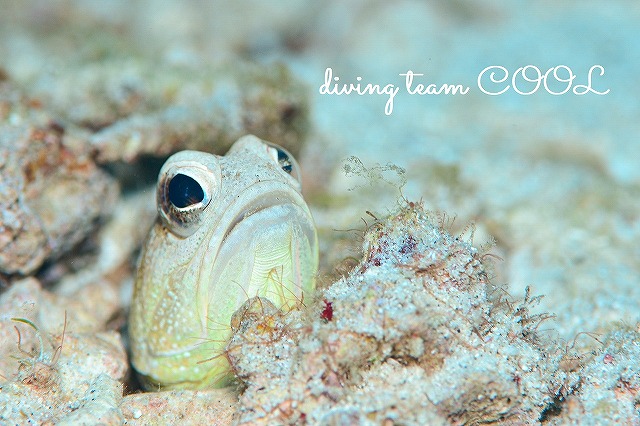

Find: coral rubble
<box><xmin>0</xmin><ymin>280</ymin><xmax>126</xmax><ymax>425</ymax></box>
<box><xmin>0</xmin><ymin>103</ymin><xmax>118</xmax><ymax>275</ymax></box>
<box><xmin>225</xmin><ymin>203</ymin><xmax>639</xmax><ymax>425</ymax></box>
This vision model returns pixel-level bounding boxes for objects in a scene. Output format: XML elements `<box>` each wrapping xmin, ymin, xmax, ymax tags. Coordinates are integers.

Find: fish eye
<box><xmin>266</xmin><ymin>143</ymin><xmax>301</xmax><ymax>183</ymax></box>
<box><xmin>168</xmin><ymin>173</ymin><xmax>205</xmax><ymax>208</ymax></box>
<box><xmin>277</xmin><ymin>148</ymin><xmax>293</xmax><ymax>174</ymax></box>
<box><xmin>157</xmin><ymin>151</ymin><xmax>220</xmax><ymax>238</ymax></box>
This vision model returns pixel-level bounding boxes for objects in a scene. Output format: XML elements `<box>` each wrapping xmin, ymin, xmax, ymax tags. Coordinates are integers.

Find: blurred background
<box><xmin>1</xmin><ymin>0</ymin><xmax>639</xmax><ymax>345</ymax></box>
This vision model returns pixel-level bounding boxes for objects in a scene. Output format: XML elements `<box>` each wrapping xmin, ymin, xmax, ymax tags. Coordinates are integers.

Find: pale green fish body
<box><xmin>129</xmin><ymin>135</ymin><xmax>318</xmax><ymax>389</ymax></box>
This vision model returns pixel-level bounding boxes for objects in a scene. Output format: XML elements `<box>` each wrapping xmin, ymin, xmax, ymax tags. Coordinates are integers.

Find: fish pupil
<box><xmin>277</xmin><ymin>149</ymin><xmax>293</xmax><ymax>174</ymax></box>
<box><xmin>168</xmin><ymin>173</ymin><xmax>204</xmax><ymax>208</ymax></box>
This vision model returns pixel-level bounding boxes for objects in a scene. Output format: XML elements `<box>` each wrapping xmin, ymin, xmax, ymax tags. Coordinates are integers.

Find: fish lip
<box><xmin>218</xmin><ymin>182</ymin><xmax>313</xmax><ymax>245</ymax></box>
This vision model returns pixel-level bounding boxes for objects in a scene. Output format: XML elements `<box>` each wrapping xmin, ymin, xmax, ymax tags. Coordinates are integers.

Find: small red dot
<box><xmin>321</xmin><ymin>300</ymin><xmax>333</xmax><ymax>321</ymax></box>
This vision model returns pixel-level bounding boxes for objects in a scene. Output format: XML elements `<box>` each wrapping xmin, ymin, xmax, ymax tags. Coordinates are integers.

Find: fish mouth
<box><xmin>219</xmin><ymin>186</ymin><xmax>315</xmax><ymax>248</ymax></box>
<box><xmin>202</xmin><ymin>183</ymin><xmax>317</xmax><ymax>321</ymax></box>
